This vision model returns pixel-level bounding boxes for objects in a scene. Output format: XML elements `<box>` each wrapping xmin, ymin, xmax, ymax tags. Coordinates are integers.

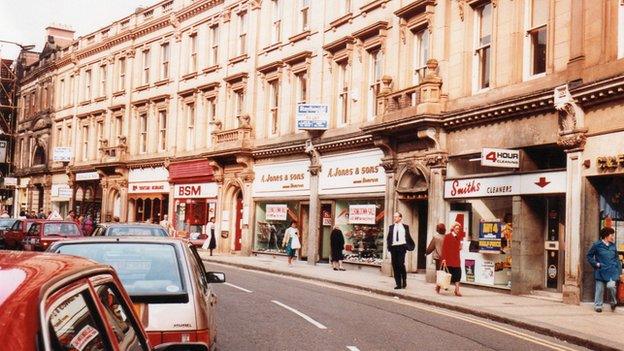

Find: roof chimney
<box><xmin>45</xmin><ymin>24</ymin><xmax>75</xmax><ymax>48</ymax></box>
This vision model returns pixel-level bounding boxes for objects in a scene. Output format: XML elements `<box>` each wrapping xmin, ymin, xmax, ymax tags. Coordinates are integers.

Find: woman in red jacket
<box><xmin>439</xmin><ymin>222</ymin><xmax>463</xmax><ymax>296</ymax></box>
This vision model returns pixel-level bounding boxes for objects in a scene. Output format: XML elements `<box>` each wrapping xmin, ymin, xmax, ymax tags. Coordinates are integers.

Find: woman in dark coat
<box><xmin>330</xmin><ymin>226</ymin><xmax>346</xmax><ymax>271</ymax></box>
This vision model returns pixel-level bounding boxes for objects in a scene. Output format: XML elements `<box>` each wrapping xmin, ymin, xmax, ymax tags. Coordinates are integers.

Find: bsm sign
<box><xmin>481</xmin><ymin>148</ymin><xmax>520</xmax><ymax>168</ymax></box>
<box><xmin>174</xmin><ymin>183</ymin><xmax>218</xmax><ymax>199</ymax></box>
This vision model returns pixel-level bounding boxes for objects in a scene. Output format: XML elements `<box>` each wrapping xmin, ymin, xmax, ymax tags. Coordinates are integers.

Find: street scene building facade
<box><xmin>8</xmin><ymin>0</ymin><xmax>624</xmax><ymax>305</ymax></box>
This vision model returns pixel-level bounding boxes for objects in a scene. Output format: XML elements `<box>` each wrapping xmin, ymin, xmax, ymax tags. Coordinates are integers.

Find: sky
<box><xmin>0</xmin><ymin>0</ymin><xmax>158</xmax><ymax>60</ymax></box>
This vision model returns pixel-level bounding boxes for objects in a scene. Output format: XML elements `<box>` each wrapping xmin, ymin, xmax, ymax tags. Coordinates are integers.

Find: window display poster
<box><xmin>266</xmin><ymin>204</ymin><xmax>288</xmax><ymax>221</ymax></box>
<box><xmin>616</xmin><ymin>220</ymin><xmax>624</xmax><ymax>252</ymax></box>
<box><xmin>481</xmin><ymin>260</ymin><xmax>495</xmax><ymax>285</ymax></box>
<box><xmin>479</xmin><ymin>220</ymin><xmax>502</xmax><ymax>253</ymax></box>
<box><xmin>322</xmin><ymin>209</ymin><xmax>332</xmax><ymax>226</ymax></box>
<box><xmin>464</xmin><ymin>259</ymin><xmax>475</xmax><ymax>282</ymax></box>
<box><xmin>448</xmin><ymin>211</ymin><xmax>469</xmax><ymax>240</ymax></box>
<box><xmin>348</xmin><ymin>204</ymin><xmax>377</xmax><ymax>224</ymax></box>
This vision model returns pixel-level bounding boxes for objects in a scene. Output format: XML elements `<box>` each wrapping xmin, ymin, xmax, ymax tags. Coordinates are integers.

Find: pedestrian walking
<box><xmin>160</xmin><ymin>215</ymin><xmax>172</xmax><ymax>234</ymax></box>
<box><xmin>440</xmin><ymin>222</ymin><xmax>463</xmax><ymax>296</ymax></box>
<box><xmin>76</xmin><ymin>214</ymin><xmax>84</xmax><ymax>228</ymax></box>
<box><xmin>65</xmin><ymin>210</ymin><xmax>76</xmax><ymax>222</ymax></box>
<box><xmin>37</xmin><ymin>209</ymin><xmax>46</xmax><ymax>219</ymax></box>
<box><xmin>18</xmin><ymin>210</ymin><xmax>27</xmax><ymax>220</ymax></box>
<box><xmin>587</xmin><ymin>227</ymin><xmax>622</xmax><ymax>312</ymax></box>
<box><xmin>387</xmin><ymin>212</ymin><xmax>415</xmax><ymax>289</ymax></box>
<box><xmin>202</xmin><ymin>217</ymin><xmax>217</xmax><ymax>255</ymax></box>
<box><xmin>282</xmin><ymin>221</ymin><xmax>301</xmax><ymax>266</ymax></box>
<box><xmin>82</xmin><ymin>215</ymin><xmax>94</xmax><ymax>236</ymax></box>
<box><xmin>426</xmin><ymin>223</ymin><xmax>446</xmax><ymax>271</ymax></box>
<box><xmin>330</xmin><ymin>226</ymin><xmax>346</xmax><ymax>271</ymax></box>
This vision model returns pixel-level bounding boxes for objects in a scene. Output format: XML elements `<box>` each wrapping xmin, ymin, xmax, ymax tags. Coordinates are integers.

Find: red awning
<box><xmin>168</xmin><ymin>160</ymin><xmax>214</xmax><ymax>184</ymax></box>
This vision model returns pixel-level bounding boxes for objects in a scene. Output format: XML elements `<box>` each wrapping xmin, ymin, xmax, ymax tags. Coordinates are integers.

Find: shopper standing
<box><xmin>587</xmin><ymin>227</ymin><xmax>622</xmax><ymax>312</ymax></box>
<box><xmin>82</xmin><ymin>215</ymin><xmax>94</xmax><ymax>236</ymax></box>
<box><xmin>426</xmin><ymin>223</ymin><xmax>446</xmax><ymax>271</ymax></box>
<box><xmin>440</xmin><ymin>222</ymin><xmax>463</xmax><ymax>296</ymax></box>
<box><xmin>330</xmin><ymin>226</ymin><xmax>346</xmax><ymax>271</ymax></box>
<box><xmin>387</xmin><ymin>212</ymin><xmax>415</xmax><ymax>289</ymax></box>
<box><xmin>282</xmin><ymin>221</ymin><xmax>301</xmax><ymax>266</ymax></box>
<box><xmin>202</xmin><ymin>217</ymin><xmax>217</xmax><ymax>255</ymax></box>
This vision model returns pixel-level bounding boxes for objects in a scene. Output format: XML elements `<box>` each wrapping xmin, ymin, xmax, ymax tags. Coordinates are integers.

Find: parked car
<box><xmin>0</xmin><ymin>250</ymin><xmax>210</xmax><ymax>351</ymax></box>
<box><xmin>3</xmin><ymin>218</ymin><xmax>43</xmax><ymax>250</ymax></box>
<box><xmin>49</xmin><ymin>237</ymin><xmax>225</xmax><ymax>348</ymax></box>
<box><xmin>92</xmin><ymin>222</ymin><xmax>169</xmax><ymax>237</ymax></box>
<box><xmin>22</xmin><ymin>220</ymin><xmax>83</xmax><ymax>251</ymax></box>
<box><xmin>0</xmin><ymin>218</ymin><xmax>15</xmax><ymax>249</ymax></box>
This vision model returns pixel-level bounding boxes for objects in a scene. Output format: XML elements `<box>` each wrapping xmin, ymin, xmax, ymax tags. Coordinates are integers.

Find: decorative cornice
<box><xmin>394</xmin><ymin>0</ymin><xmax>436</xmax><ymax>19</ymax></box>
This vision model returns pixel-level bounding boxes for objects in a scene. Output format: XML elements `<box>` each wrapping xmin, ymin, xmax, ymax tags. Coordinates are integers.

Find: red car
<box><xmin>3</xmin><ymin>218</ymin><xmax>43</xmax><ymax>249</ymax></box>
<box><xmin>0</xmin><ymin>251</ymin><xmax>210</xmax><ymax>351</ymax></box>
<box><xmin>21</xmin><ymin>220</ymin><xmax>83</xmax><ymax>251</ymax></box>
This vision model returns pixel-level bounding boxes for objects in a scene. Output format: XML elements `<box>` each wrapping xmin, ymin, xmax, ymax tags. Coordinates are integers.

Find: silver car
<box><xmin>48</xmin><ymin>237</ymin><xmax>224</xmax><ymax>349</ymax></box>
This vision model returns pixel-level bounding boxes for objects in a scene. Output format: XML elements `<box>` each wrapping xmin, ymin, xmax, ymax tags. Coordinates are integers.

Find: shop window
<box><xmin>254</xmin><ymin>201</ymin><xmax>301</xmax><ymax>254</ymax></box>
<box><xmin>473</xmin><ymin>2</ymin><xmax>492</xmax><ymax>91</ymax></box>
<box><xmin>174</xmin><ymin>200</ymin><xmax>215</xmax><ymax>238</ymax></box>
<box><xmin>412</xmin><ymin>28</ymin><xmax>429</xmax><ymax>85</ymax></box>
<box><xmin>596</xmin><ymin>178</ymin><xmax>624</xmax><ymax>266</ymax></box>
<box><xmin>33</xmin><ymin>146</ymin><xmax>46</xmax><ymax>165</ymax></box>
<box><xmin>334</xmin><ymin>199</ymin><xmax>385</xmax><ymax>265</ymax></box>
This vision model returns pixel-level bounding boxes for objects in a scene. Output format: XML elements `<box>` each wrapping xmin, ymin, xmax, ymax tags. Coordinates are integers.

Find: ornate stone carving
<box><xmin>125</xmin><ymin>48</ymin><xmax>136</xmax><ymax>59</ymax></box>
<box><xmin>557</xmin><ymin>133</ymin><xmax>587</xmax><ymax>150</ymax></box>
<box><xmin>458</xmin><ymin>0</ymin><xmax>466</xmax><ymax>21</ymax></box>
<box><xmin>424</xmin><ymin>153</ymin><xmax>449</xmax><ymax>168</ymax></box>
<box><xmin>554</xmin><ymin>84</ymin><xmax>587</xmax><ymax>150</ymax></box>
<box><xmin>169</xmin><ymin>13</ymin><xmax>180</xmax><ymax>29</ymax></box>
<box><xmin>208</xmin><ymin>159</ymin><xmax>224</xmax><ymax>184</ymax></box>
<box><xmin>237</xmin><ymin>114</ymin><xmax>251</xmax><ymax>128</ymax></box>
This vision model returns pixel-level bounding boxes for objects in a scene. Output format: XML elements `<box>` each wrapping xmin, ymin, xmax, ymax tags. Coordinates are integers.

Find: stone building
<box><xmin>12</xmin><ymin>0</ymin><xmax>624</xmax><ymax>304</ymax></box>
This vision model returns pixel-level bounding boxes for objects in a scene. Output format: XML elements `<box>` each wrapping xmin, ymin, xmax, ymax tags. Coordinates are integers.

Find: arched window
<box><xmin>33</xmin><ymin>146</ymin><xmax>46</xmax><ymax>165</ymax></box>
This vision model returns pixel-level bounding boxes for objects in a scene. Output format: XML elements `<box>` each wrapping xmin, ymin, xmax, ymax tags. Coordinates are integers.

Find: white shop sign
<box><xmin>296</xmin><ymin>104</ymin><xmax>329</xmax><ymax>130</ymax></box>
<box><xmin>128</xmin><ymin>181</ymin><xmax>170</xmax><ymax>194</ymax></box>
<box><xmin>265</xmin><ymin>204</ymin><xmax>288</xmax><ymax>221</ymax></box>
<box><xmin>3</xmin><ymin>177</ymin><xmax>17</xmax><ymax>187</ymax></box>
<box><xmin>128</xmin><ymin>167</ymin><xmax>168</xmax><ymax>182</ymax></box>
<box><xmin>444</xmin><ymin>171</ymin><xmax>566</xmax><ymax>199</ymax></box>
<box><xmin>53</xmin><ymin>147</ymin><xmax>73</xmax><ymax>162</ymax></box>
<box><xmin>481</xmin><ymin>148</ymin><xmax>520</xmax><ymax>168</ymax></box>
<box><xmin>348</xmin><ymin>204</ymin><xmax>377</xmax><ymax>224</ymax></box>
<box><xmin>174</xmin><ymin>183</ymin><xmax>218</xmax><ymax>199</ymax></box>
<box><xmin>75</xmin><ymin>172</ymin><xmax>100</xmax><ymax>181</ymax></box>
<box><xmin>319</xmin><ymin>149</ymin><xmax>386</xmax><ymax>195</ymax></box>
<box><xmin>253</xmin><ymin>160</ymin><xmax>310</xmax><ymax>197</ymax></box>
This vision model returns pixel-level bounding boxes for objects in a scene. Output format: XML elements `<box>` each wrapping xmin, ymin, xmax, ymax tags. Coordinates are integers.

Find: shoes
<box><xmin>595</xmin><ymin>307</ymin><xmax>603</xmax><ymax>313</ymax></box>
<box><xmin>402</xmin><ymin>282</ymin><xmax>407</xmax><ymax>289</ymax></box>
<box><xmin>394</xmin><ymin>286</ymin><xmax>402</xmax><ymax>290</ymax></box>
<box><xmin>454</xmin><ymin>290</ymin><xmax>462</xmax><ymax>297</ymax></box>
<box><xmin>339</xmin><ymin>268</ymin><xmax>346</xmax><ymax>271</ymax></box>
<box><xmin>611</xmin><ymin>304</ymin><xmax>617</xmax><ymax>312</ymax></box>
<box><xmin>435</xmin><ymin>285</ymin><xmax>441</xmax><ymax>294</ymax></box>
<box><xmin>333</xmin><ymin>268</ymin><xmax>338</xmax><ymax>271</ymax></box>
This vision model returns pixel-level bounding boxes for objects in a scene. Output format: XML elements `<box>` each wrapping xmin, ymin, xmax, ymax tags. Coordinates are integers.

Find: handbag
<box><xmin>290</xmin><ymin>234</ymin><xmax>301</xmax><ymax>249</ymax></box>
<box><xmin>436</xmin><ymin>265</ymin><xmax>452</xmax><ymax>290</ymax></box>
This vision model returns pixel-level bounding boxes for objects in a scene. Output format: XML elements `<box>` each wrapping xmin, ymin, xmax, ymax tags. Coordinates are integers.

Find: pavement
<box><xmin>199</xmin><ymin>251</ymin><xmax>624</xmax><ymax>351</ymax></box>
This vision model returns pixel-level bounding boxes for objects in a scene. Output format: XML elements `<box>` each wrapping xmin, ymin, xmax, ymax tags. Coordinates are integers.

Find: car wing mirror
<box><xmin>153</xmin><ymin>342</ymin><xmax>209</xmax><ymax>351</ymax></box>
<box><xmin>206</xmin><ymin>271</ymin><xmax>225</xmax><ymax>284</ymax></box>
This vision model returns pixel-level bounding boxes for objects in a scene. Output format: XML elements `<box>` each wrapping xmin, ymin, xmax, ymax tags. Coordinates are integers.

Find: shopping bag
<box><xmin>290</xmin><ymin>235</ymin><xmax>301</xmax><ymax>249</ymax></box>
<box><xmin>436</xmin><ymin>267</ymin><xmax>451</xmax><ymax>290</ymax></box>
<box><xmin>618</xmin><ymin>275</ymin><xmax>624</xmax><ymax>304</ymax></box>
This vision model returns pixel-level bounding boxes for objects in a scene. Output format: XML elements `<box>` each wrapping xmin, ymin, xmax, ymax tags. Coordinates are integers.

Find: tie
<box><xmin>395</xmin><ymin>225</ymin><xmax>399</xmax><ymax>242</ymax></box>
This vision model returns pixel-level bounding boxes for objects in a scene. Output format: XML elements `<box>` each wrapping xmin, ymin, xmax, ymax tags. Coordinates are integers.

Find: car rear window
<box><xmin>106</xmin><ymin>226</ymin><xmax>168</xmax><ymax>237</ymax></box>
<box><xmin>44</xmin><ymin>223</ymin><xmax>81</xmax><ymax>237</ymax></box>
<box><xmin>0</xmin><ymin>219</ymin><xmax>16</xmax><ymax>229</ymax></box>
<box><xmin>54</xmin><ymin>243</ymin><xmax>185</xmax><ymax>298</ymax></box>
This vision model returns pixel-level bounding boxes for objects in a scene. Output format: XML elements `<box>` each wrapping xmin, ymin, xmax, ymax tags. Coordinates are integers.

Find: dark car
<box><xmin>0</xmin><ymin>218</ymin><xmax>17</xmax><ymax>249</ymax></box>
<box><xmin>3</xmin><ymin>218</ymin><xmax>43</xmax><ymax>250</ymax></box>
<box><xmin>22</xmin><ymin>220</ymin><xmax>83</xmax><ymax>251</ymax></box>
<box><xmin>0</xmin><ymin>250</ymin><xmax>209</xmax><ymax>351</ymax></box>
<box><xmin>92</xmin><ymin>222</ymin><xmax>169</xmax><ymax>237</ymax></box>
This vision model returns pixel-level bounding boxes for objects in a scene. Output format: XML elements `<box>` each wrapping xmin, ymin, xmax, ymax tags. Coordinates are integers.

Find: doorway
<box><xmin>416</xmin><ymin>201</ymin><xmax>428</xmax><ymax>271</ymax></box>
<box><xmin>234</xmin><ymin>191</ymin><xmax>243</xmax><ymax>251</ymax></box>
<box><xmin>318</xmin><ymin>203</ymin><xmax>333</xmax><ymax>262</ymax></box>
<box><xmin>544</xmin><ymin>196</ymin><xmax>565</xmax><ymax>292</ymax></box>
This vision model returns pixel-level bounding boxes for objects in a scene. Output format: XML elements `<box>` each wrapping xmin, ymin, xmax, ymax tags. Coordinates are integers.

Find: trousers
<box><xmin>594</xmin><ymin>279</ymin><xmax>617</xmax><ymax>309</ymax></box>
<box><xmin>389</xmin><ymin>244</ymin><xmax>407</xmax><ymax>287</ymax></box>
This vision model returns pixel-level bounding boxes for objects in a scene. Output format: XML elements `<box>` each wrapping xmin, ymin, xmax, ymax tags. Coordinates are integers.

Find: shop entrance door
<box><xmin>318</xmin><ymin>203</ymin><xmax>332</xmax><ymax>262</ymax></box>
<box><xmin>545</xmin><ymin>197</ymin><xmax>565</xmax><ymax>291</ymax></box>
<box><xmin>416</xmin><ymin>201</ymin><xmax>428</xmax><ymax>271</ymax></box>
<box><xmin>234</xmin><ymin>192</ymin><xmax>243</xmax><ymax>251</ymax></box>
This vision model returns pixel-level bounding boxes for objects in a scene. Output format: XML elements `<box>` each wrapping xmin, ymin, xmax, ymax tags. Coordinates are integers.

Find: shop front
<box><xmin>50</xmin><ymin>173</ymin><xmax>71</xmax><ymax>217</ymax></box>
<box><xmin>318</xmin><ymin>149</ymin><xmax>386</xmax><ymax>266</ymax></box>
<box><xmin>73</xmin><ymin>171</ymin><xmax>102</xmax><ymax>221</ymax></box>
<box><xmin>127</xmin><ymin>167</ymin><xmax>170</xmax><ymax>223</ymax></box>
<box><xmin>580</xmin><ymin>132</ymin><xmax>624</xmax><ymax>301</ymax></box>
<box><xmin>252</xmin><ymin>159</ymin><xmax>310</xmax><ymax>257</ymax></box>
<box><xmin>444</xmin><ymin>170</ymin><xmax>566</xmax><ymax>293</ymax></box>
<box><xmin>169</xmin><ymin>160</ymin><xmax>216</xmax><ymax>238</ymax></box>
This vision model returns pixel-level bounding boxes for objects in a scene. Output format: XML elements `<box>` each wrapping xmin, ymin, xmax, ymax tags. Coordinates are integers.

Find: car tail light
<box><xmin>196</xmin><ymin>329</ymin><xmax>210</xmax><ymax>344</ymax></box>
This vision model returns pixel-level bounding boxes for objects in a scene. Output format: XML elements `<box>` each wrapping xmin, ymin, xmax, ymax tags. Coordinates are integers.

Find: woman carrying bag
<box><xmin>282</xmin><ymin>221</ymin><xmax>301</xmax><ymax>266</ymax></box>
<box><xmin>439</xmin><ymin>222</ymin><xmax>463</xmax><ymax>296</ymax></box>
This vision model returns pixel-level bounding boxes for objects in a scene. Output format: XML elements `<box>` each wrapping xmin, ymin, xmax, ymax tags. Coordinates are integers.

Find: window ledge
<box><xmin>229</xmin><ymin>54</ymin><xmax>249</xmax><ymax>65</ymax></box>
<box><xmin>94</xmin><ymin>96</ymin><xmax>106</xmax><ymax>103</ymax></box>
<box><xmin>360</xmin><ymin>0</ymin><xmax>390</xmax><ymax>14</ymax></box>
<box><xmin>329</xmin><ymin>13</ymin><xmax>353</xmax><ymax>30</ymax></box>
<box><xmin>524</xmin><ymin>72</ymin><xmax>547</xmax><ymax>82</ymax></box>
<box><xmin>79</xmin><ymin>100</ymin><xmax>91</xmax><ymax>106</ymax></box>
<box><xmin>289</xmin><ymin>30</ymin><xmax>311</xmax><ymax>44</ymax></box>
<box><xmin>112</xmin><ymin>90</ymin><xmax>125</xmax><ymax>97</ymax></box>
<box><xmin>154</xmin><ymin>78</ymin><xmax>170</xmax><ymax>86</ymax></box>
<box><xmin>202</xmin><ymin>65</ymin><xmax>221</xmax><ymax>74</ymax></box>
<box><xmin>134</xmin><ymin>84</ymin><xmax>149</xmax><ymax>92</ymax></box>
<box><xmin>262</xmin><ymin>42</ymin><xmax>282</xmax><ymax>54</ymax></box>
<box><xmin>181</xmin><ymin>72</ymin><xmax>198</xmax><ymax>81</ymax></box>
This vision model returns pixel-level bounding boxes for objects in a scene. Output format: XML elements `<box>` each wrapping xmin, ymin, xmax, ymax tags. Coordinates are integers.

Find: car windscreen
<box><xmin>44</xmin><ymin>223</ymin><xmax>81</xmax><ymax>237</ymax></box>
<box><xmin>106</xmin><ymin>226</ymin><xmax>168</xmax><ymax>237</ymax></box>
<box><xmin>0</xmin><ymin>219</ymin><xmax>17</xmax><ymax>229</ymax></box>
<box><xmin>54</xmin><ymin>243</ymin><xmax>187</xmax><ymax>303</ymax></box>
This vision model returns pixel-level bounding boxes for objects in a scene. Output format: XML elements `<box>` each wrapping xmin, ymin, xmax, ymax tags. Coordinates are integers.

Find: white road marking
<box><xmin>346</xmin><ymin>346</ymin><xmax>360</xmax><ymax>351</ymax></box>
<box><xmin>223</xmin><ymin>282</ymin><xmax>252</xmax><ymax>293</ymax></box>
<box><xmin>271</xmin><ymin>300</ymin><xmax>327</xmax><ymax>329</ymax></box>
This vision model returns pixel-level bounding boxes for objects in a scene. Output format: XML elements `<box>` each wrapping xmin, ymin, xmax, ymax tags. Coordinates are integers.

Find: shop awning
<box><xmin>169</xmin><ymin>160</ymin><xmax>214</xmax><ymax>184</ymax></box>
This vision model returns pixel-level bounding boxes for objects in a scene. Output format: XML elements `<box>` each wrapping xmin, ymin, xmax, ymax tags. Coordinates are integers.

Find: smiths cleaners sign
<box><xmin>481</xmin><ymin>148</ymin><xmax>520</xmax><ymax>168</ymax></box>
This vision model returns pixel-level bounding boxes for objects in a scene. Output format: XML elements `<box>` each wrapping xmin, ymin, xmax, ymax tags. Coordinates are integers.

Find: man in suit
<box><xmin>387</xmin><ymin>212</ymin><xmax>415</xmax><ymax>289</ymax></box>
